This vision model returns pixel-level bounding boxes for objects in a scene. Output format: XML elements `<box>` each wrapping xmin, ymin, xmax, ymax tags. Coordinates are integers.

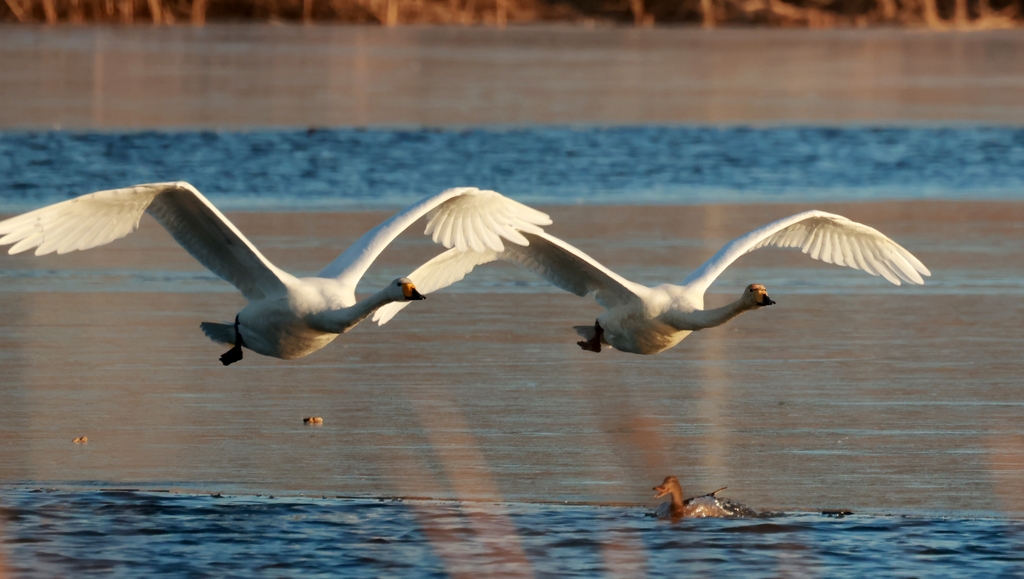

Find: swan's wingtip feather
<box><xmin>501</xmin><ymin>228</ymin><xmax>530</xmax><ymax>247</ymax></box>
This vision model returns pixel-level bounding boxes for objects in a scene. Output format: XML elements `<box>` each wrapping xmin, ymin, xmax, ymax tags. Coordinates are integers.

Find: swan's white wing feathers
<box><xmin>0</xmin><ymin>182</ymin><xmax>293</xmax><ymax>301</ymax></box>
<box><xmin>682</xmin><ymin>210</ymin><xmax>931</xmax><ymax>297</ymax></box>
<box><xmin>502</xmin><ymin>231</ymin><xmax>645</xmax><ymax>309</ymax></box>
<box><xmin>424</xmin><ymin>190</ymin><xmax>540</xmax><ymax>251</ymax></box>
<box><xmin>373</xmin><ymin>247</ymin><xmax>499</xmax><ymax>326</ymax></box>
<box><xmin>319</xmin><ymin>187</ymin><xmax>550</xmax><ymax>289</ymax></box>
<box><xmin>373</xmin><ymin>229</ymin><xmax>647</xmax><ymax>325</ymax></box>
<box><xmin>1</xmin><ymin>187</ymin><xmax>153</xmax><ymax>255</ymax></box>
<box><xmin>144</xmin><ymin>185</ymin><xmax>295</xmax><ymax>300</ymax></box>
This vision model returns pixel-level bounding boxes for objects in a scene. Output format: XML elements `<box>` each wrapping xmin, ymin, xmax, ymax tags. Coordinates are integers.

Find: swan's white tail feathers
<box><xmin>201</xmin><ymin>321</ymin><xmax>236</xmax><ymax>345</ymax></box>
<box><xmin>574</xmin><ymin>325</ymin><xmax>597</xmax><ymax>341</ymax></box>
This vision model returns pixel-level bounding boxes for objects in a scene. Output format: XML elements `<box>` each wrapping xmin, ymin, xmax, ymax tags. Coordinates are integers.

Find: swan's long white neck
<box><xmin>672</xmin><ymin>297</ymin><xmax>751</xmax><ymax>331</ymax></box>
<box><xmin>310</xmin><ymin>287</ymin><xmax>397</xmax><ymax>334</ymax></box>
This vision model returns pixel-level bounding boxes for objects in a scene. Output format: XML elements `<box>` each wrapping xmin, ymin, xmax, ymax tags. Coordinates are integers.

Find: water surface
<box><xmin>1</xmin><ymin>127</ymin><xmax>1023</xmax><ymax>211</ymax></box>
<box><xmin>1</xmin><ymin>202</ymin><xmax>1022</xmax><ymax>515</ymax></box>
<box><xmin>2</xmin><ymin>37</ymin><xmax>1024</xmax><ymax>569</ymax></box>
<box><xmin>3</xmin><ymin>489</ymin><xmax>1024</xmax><ymax>578</ymax></box>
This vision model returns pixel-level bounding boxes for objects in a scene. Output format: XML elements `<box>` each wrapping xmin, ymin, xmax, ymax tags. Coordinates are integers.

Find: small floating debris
<box><xmin>72</xmin><ymin>436</ymin><xmax>88</xmax><ymax>444</ymax></box>
<box><xmin>303</xmin><ymin>417</ymin><xmax>323</xmax><ymax>425</ymax></box>
<box><xmin>822</xmin><ymin>509</ymin><xmax>854</xmax><ymax>518</ymax></box>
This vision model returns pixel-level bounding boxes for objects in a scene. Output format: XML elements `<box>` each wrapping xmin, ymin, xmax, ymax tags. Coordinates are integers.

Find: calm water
<box><xmin>4</xmin><ymin>27</ymin><xmax>1024</xmax><ymax>129</ymax></box>
<box><xmin>3</xmin><ymin>489</ymin><xmax>1024</xmax><ymax>578</ymax></box>
<box><xmin>2</xmin><ymin>195</ymin><xmax>1023</xmax><ymax>576</ymax></box>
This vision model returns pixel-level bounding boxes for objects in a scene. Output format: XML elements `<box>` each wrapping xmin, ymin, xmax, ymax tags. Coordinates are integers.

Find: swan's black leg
<box><xmin>577</xmin><ymin>320</ymin><xmax>604</xmax><ymax>353</ymax></box>
<box><xmin>220</xmin><ymin>316</ymin><xmax>245</xmax><ymax>366</ymax></box>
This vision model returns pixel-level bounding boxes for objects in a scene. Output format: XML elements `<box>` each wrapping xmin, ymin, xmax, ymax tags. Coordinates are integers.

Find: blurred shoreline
<box><xmin>1</xmin><ymin>0</ymin><xmax>1020</xmax><ymax>28</ymax></box>
<box><xmin>3</xmin><ymin>26</ymin><xmax>1024</xmax><ymax>129</ymax></box>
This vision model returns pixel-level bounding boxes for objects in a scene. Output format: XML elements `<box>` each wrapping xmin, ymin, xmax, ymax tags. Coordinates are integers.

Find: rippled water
<box><xmin>3</xmin><ymin>23</ymin><xmax>1024</xmax><ymax>577</ymax></box>
<box><xmin>2</xmin><ymin>126</ymin><xmax>1024</xmax><ymax>577</ymax></box>
<box><xmin>2</xmin><ymin>489</ymin><xmax>1023</xmax><ymax>578</ymax></box>
<box><xmin>1</xmin><ymin>126</ymin><xmax>1023</xmax><ymax>211</ymax></box>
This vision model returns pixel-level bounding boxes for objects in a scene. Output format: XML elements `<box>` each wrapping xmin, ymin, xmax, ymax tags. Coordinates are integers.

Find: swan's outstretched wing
<box><xmin>681</xmin><ymin>210</ymin><xmax>931</xmax><ymax>297</ymax></box>
<box><xmin>372</xmin><ymin>247</ymin><xmax>499</xmax><ymax>325</ymax></box>
<box><xmin>372</xmin><ymin>230</ymin><xmax>646</xmax><ymax>325</ymax></box>
<box><xmin>503</xmin><ymin>231</ymin><xmax>648</xmax><ymax>307</ymax></box>
<box><xmin>318</xmin><ymin>187</ymin><xmax>551</xmax><ymax>291</ymax></box>
<box><xmin>0</xmin><ymin>182</ymin><xmax>293</xmax><ymax>301</ymax></box>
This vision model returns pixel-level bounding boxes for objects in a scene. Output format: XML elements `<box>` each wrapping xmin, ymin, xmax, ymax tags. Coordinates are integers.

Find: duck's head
<box><xmin>742</xmin><ymin>283</ymin><xmax>775</xmax><ymax>308</ymax></box>
<box><xmin>392</xmin><ymin>277</ymin><xmax>425</xmax><ymax>301</ymax></box>
<box><xmin>653</xmin><ymin>476</ymin><xmax>683</xmax><ymax>500</ymax></box>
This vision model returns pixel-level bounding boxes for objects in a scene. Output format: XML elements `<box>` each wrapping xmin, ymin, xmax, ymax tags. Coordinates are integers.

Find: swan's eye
<box><xmin>749</xmin><ymin>288</ymin><xmax>754</xmax><ymax>292</ymax></box>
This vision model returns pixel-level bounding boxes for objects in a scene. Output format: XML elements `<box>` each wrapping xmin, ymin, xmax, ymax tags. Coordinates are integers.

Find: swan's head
<box><xmin>653</xmin><ymin>476</ymin><xmax>683</xmax><ymax>500</ymax></box>
<box><xmin>743</xmin><ymin>284</ymin><xmax>775</xmax><ymax>308</ymax></box>
<box><xmin>392</xmin><ymin>277</ymin><xmax>425</xmax><ymax>301</ymax></box>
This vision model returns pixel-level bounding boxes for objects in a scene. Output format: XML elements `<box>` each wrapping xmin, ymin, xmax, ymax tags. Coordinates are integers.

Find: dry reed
<box><xmin>0</xmin><ymin>0</ymin><xmax>1020</xmax><ymax>28</ymax></box>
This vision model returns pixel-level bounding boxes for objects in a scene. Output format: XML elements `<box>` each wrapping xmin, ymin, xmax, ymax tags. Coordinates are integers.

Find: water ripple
<box><xmin>1</xmin><ymin>126</ymin><xmax>1023</xmax><ymax>211</ymax></box>
<box><xmin>2</xmin><ymin>489</ymin><xmax>1023</xmax><ymax>578</ymax></box>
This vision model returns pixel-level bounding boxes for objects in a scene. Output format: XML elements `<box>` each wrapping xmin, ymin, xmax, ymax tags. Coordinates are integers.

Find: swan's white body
<box><xmin>373</xmin><ymin>210</ymin><xmax>930</xmax><ymax>355</ymax></box>
<box><xmin>0</xmin><ymin>182</ymin><xmax>550</xmax><ymax>362</ymax></box>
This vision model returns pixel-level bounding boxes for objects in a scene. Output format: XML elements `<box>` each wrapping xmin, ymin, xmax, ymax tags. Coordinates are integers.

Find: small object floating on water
<box><xmin>822</xmin><ymin>509</ymin><xmax>854</xmax><ymax>518</ymax></box>
<box><xmin>303</xmin><ymin>416</ymin><xmax>323</xmax><ymax>425</ymax></box>
<box><xmin>72</xmin><ymin>436</ymin><xmax>88</xmax><ymax>444</ymax></box>
<box><xmin>652</xmin><ymin>476</ymin><xmax>760</xmax><ymax>520</ymax></box>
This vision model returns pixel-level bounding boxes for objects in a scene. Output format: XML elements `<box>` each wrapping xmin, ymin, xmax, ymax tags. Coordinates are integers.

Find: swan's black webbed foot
<box><xmin>220</xmin><ymin>316</ymin><xmax>245</xmax><ymax>366</ymax></box>
<box><xmin>220</xmin><ymin>344</ymin><xmax>243</xmax><ymax>366</ymax></box>
<box><xmin>577</xmin><ymin>320</ymin><xmax>604</xmax><ymax>353</ymax></box>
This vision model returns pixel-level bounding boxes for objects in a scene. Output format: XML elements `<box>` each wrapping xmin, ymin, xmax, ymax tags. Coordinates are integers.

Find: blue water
<box><xmin>3</xmin><ymin>126</ymin><xmax>1024</xmax><ymax>577</ymax></box>
<box><xmin>1</xmin><ymin>126</ymin><xmax>1023</xmax><ymax>210</ymax></box>
<box><xmin>2</xmin><ymin>489</ymin><xmax>1022</xmax><ymax>578</ymax></box>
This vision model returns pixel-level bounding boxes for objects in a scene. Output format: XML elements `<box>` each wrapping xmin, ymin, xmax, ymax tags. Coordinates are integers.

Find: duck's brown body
<box><xmin>653</xmin><ymin>476</ymin><xmax>759</xmax><ymax>520</ymax></box>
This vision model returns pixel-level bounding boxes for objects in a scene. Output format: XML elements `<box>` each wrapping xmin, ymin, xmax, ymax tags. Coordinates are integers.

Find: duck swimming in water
<box><xmin>652</xmin><ymin>476</ymin><xmax>759</xmax><ymax>520</ymax></box>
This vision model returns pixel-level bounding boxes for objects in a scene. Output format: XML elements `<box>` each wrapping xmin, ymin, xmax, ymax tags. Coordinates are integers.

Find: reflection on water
<box><xmin>3</xmin><ymin>24</ymin><xmax>1024</xmax><ymax>576</ymax></box>
<box><xmin>2</xmin><ymin>489</ymin><xmax>1023</xmax><ymax>578</ymax></box>
<box><xmin>0</xmin><ymin>203</ymin><xmax>1022</xmax><ymax>516</ymax></box>
<box><xmin>2</xmin><ymin>27</ymin><xmax>1024</xmax><ymax>129</ymax></box>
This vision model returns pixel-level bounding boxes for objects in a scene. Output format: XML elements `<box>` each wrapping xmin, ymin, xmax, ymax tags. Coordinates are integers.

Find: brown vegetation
<box><xmin>0</xmin><ymin>0</ymin><xmax>1019</xmax><ymax>27</ymax></box>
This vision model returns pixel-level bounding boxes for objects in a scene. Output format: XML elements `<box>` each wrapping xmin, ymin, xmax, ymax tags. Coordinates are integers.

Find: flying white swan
<box><xmin>0</xmin><ymin>182</ymin><xmax>550</xmax><ymax>365</ymax></box>
<box><xmin>372</xmin><ymin>210</ymin><xmax>930</xmax><ymax>355</ymax></box>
